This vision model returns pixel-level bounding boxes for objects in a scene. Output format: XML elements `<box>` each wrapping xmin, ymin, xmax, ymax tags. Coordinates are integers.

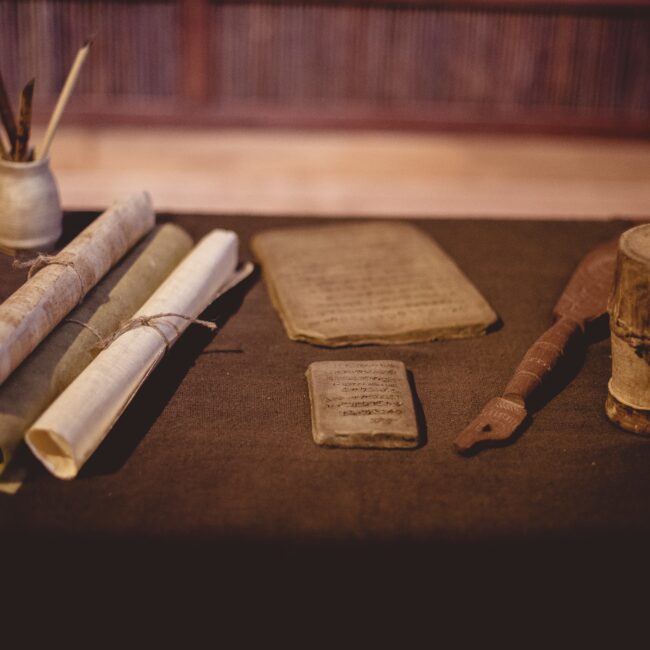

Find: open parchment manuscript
<box><xmin>252</xmin><ymin>222</ymin><xmax>498</xmax><ymax>346</ymax></box>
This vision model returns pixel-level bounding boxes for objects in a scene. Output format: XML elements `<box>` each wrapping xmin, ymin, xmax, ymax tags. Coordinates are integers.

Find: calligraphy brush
<box><xmin>14</xmin><ymin>78</ymin><xmax>35</xmax><ymax>162</ymax></box>
<box><xmin>37</xmin><ymin>36</ymin><xmax>93</xmax><ymax>160</ymax></box>
<box><xmin>0</xmin><ymin>68</ymin><xmax>17</xmax><ymax>157</ymax></box>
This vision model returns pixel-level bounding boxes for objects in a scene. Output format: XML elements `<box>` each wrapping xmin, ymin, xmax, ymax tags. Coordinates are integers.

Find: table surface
<box><xmin>1</xmin><ymin>213</ymin><xmax>648</xmax><ymax>551</ymax></box>
<box><xmin>48</xmin><ymin>127</ymin><xmax>650</xmax><ymax>219</ymax></box>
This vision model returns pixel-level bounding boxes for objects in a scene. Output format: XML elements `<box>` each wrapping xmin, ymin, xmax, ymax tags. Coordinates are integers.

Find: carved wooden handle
<box><xmin>503</xmin><ymin>316</ymin><xmax>583</xmax><ymax>405</ymax></box>
<box><xmin>456</xmin><ymin>316</ymin><xmax>585</xmax><ymax>453</ymax></box>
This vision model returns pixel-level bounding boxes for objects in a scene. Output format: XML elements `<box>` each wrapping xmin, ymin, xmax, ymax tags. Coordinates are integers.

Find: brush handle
<box><xmin>37</xmin><ymin>40</ymin><xmax>92</xmax><ymax>160</ymax></box>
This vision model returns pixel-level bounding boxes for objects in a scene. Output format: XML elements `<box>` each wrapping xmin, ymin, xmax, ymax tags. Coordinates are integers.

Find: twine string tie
<box><xmin>13</xmin><ymin>253</ymin><xmax>87</xmax><ymax>304</ymax></box>
<box><xmin>65</xmin><ymin>312</ymin><xmax>218</xmax><ymax>352</ymax></box>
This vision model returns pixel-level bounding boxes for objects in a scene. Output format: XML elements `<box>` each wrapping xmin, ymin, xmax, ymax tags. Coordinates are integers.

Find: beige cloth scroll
<box><xmin>26</xmin><ymin>229</ymin><xmax>239</xmax><ymax>479</ymax></box>
<box><xmin>0</xmin><ymin>191</ymin><xmax>155</xmax><ymax>386</ymax></box>
<box><xmin>0</xmin><ymin>223</ymin><xmax>193</xmax><ymax>474</ymax></box>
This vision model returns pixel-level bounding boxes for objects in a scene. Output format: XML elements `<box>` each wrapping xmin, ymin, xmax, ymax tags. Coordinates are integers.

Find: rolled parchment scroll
<box><xmin>26</xmin><ymin>229</ymin><xmax>239</xmax><ymax>479</ymax></box>
<box><xmin>0</xmin><ymin>191</ymin><xmax>155</xmax><ymax>386</ymax></box>
<box><xmin>0</xmin><ymin>224</ymin><xmax>193</xmax><ymax>474</ymax></box>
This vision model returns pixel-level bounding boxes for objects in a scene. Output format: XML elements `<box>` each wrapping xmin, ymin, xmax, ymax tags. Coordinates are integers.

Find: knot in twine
<box><xmin>66</xmin><ymin>313</ymin><xmax>218</xmax><ymax>352</ymax></box>
<box><xmin>13</xmin><ymin>253</ymin><xmax>87</xmax><ymax>304</ymax></box>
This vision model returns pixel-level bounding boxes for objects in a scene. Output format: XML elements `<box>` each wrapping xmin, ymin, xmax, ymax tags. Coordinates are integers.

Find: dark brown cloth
<box><xmin>0</xmin><ymin>213</ymin><xmax>648</xmax><ymax>551</ymax></box>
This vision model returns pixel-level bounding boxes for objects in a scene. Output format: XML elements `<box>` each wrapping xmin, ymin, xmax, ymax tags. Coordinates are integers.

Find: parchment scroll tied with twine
<box><xmin>0</xmin><ymin>191</ymin><xmax>155</xmax><ymax>386</ymax></box>
<box><xmin>13</xmin><ymin>253</ymin><xmax>88</xmax><ymax>304</ymax></box>
<box><xmin>25</xmin><ymin>229</ymin><xmax>241</xmax><ymax>480</ymax></box>
<box><xmin>67</xmin><ymin>312</ymin><xmax>217</xmax><ymax>352</ymax></box>
<box><xmin>64</xmin><ymin>258</ymin><xmax>255</xmax><ymax>354</ymax></box>
<box><xmin>0</xmin><ymin>224</ymin><xmax>193</xmax><ymax>482</ymax></box>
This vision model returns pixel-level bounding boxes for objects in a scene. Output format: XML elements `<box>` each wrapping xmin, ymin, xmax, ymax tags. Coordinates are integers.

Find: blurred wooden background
<box><xmin>2</xmin><ymin>0</ymin><xmax>648</xmax><ymax>135</ymax></box>
<box><xmin>1</xmin><ymin>0</ymin><xmax>649</xmax><ymax>216</ymax></box>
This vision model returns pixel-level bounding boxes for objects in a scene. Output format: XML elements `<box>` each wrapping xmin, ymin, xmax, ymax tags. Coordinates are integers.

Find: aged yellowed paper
<box><xmin>253</xmin><ymin>222</ymin><xmax>497</xmax><ymax>346</ymax></box>
<box><xmin>306</xmin><ymin>360</ymin><xmax>419</xmax><ymax>448</ymax></box>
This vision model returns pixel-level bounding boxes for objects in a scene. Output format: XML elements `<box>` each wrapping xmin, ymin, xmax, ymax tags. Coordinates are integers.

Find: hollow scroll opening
<box><xmin>26</xmin><ymin>429</ymin><xmax>77</xmax><ymax>480</ymax></box>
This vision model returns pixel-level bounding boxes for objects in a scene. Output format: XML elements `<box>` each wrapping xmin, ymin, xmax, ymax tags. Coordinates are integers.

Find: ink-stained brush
<box><xmin>37</xmin><ymin>36</ymin><xmax>93</xmax><ymax>160</ymax></box>
<box><xmin>0</xmin><ymin>68</ymin><xmax>17</xmax><ymax>153</ymax></box>
<box><xmin>14</xmin><ymin>78</ymin><xmax>35</xmax><ymax>162</ymax></box>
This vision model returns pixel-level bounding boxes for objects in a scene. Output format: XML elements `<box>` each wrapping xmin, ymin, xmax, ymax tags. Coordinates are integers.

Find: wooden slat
<box><xmin>42</xmin><ymin>126</ymin><xmax>650</xmax><ymax>219</ymax></box>
<box><xmin>28</xmin><ymin>101</ymin><xmax>650</xmax><ymax>138</ymax></box>
<box><xmin>241</xmin><ymin>0</ymin><xmax>650</xmax><ymax>10</ymax></box>
<box><xmin>181</xmin><ymin>0</ymin><xmax>211</xmax><ymax>103</ymax></box>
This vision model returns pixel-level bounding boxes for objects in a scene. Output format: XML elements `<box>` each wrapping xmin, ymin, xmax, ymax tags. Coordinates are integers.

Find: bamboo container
<box><xmin>606</xmin><ymin>224</ymin><xmax>650</xmax><ymax>435</ymax></box>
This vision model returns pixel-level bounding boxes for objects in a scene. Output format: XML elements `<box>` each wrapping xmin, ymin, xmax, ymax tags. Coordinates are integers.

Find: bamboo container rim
<box><xmin>620</xmin><ymin>224</ymin><xmax>650</xmax><ymax>264</ymax></box>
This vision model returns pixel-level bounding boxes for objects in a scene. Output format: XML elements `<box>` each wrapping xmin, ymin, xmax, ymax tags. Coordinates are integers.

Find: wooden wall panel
<box><xmin>0</xmin><ymin>0</ymin><xmax>647</xmax><ymax>135</ymax></box>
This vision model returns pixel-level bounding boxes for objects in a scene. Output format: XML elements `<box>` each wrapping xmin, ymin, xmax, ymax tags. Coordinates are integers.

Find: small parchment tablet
<box><xmin>252</xmin><ymin>222</ymin><xmax>497</xmax><ymax>347</ymax></box>
<box><xmin>306</xmin><ymin>360</ymin><xmax>419</xmax><ymax>448</ymax></box>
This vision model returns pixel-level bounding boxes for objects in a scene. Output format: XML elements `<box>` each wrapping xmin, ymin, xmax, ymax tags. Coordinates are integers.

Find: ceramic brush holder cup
<box><xmin>0</xmin><ymin>156</ymin><xmax>62</xmax><ymax>254</ymax></box>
